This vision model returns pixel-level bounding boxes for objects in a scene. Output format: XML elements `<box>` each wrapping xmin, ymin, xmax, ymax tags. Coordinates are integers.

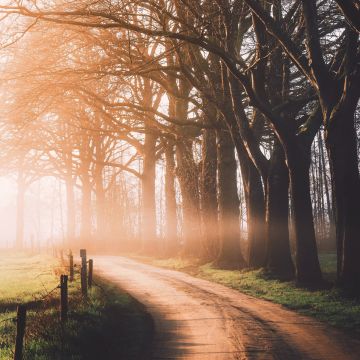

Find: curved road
<box><xmin>95</xmin><ymin>256</ymin><xmax>360</xmax><ymax>360</ymax></box>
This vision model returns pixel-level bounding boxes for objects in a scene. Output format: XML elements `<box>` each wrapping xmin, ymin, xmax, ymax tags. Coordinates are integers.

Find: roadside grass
<box><xmin>0</xmin><ymin>252</ymin><xmax>152</xmax><ymax>359</ymax></box>
<box><xmin>144</xmin><ymin>252</ymin><xmax>360</xmax><ymax>336</ymax></box>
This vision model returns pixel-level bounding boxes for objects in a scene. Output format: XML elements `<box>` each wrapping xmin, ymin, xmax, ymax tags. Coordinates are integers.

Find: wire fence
<box><xmin>0</xmin><ymin>249</ymin><xmax>94</xmax><ymax>360</ymax></box>
<box><xmin>0</xmin><ymin>316</ymin><xmax>17</xmax><ymax>324</ymax></box>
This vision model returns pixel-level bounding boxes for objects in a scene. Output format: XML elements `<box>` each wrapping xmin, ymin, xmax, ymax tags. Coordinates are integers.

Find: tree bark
<box><xmin>287</xmin><ymin>144</ymin><xmax>322</xmax><ymax>285</ymax></box>
<box><xmin>94</xmin><ymin>136</ymin><xmax>106</xmax><ymax>247</ymax></box>
<box><xmin>266</xmin><ymin>140</ymin><xmax>294</xmax><ymax>278</ymax></box>
<box><xmin>326</xmin><ymin>105</ymin><xmax>360</xmax><ymax>294</ymax></box>
<box><xmin>216</xmin><ymin>129</ymin><xmax>247</xmax><ymax>269</ymax></box>
<box><xmin>221</xmin><ymin>68</ymin><xmax>267</xmax><ymax>269</ymax></box>
<box><xmin>200</xmin><ymin>128</ymin><xmax>219</xmax><ymax>261</ymax></box>
<box><xmin>318</xmin><ymin>131</ymin><xmax>335</xmax><ymax>250</ymax></box>
<box><xmin>80</xmin><ymin>167</ymin><xmax>92</xmax><ymax>245</ymax></box>
<box><xmin>141</xmin><ymin>128</ymin><xmax>157</xmax><ymax>253</ymax></box>
<box><xmin>176</xmin><ymin>138</ymin><xmax>201</xmax><ymax>256</ymax></box>
<box><xmin>221</xmin><ymin>109</ymin><xmax>266</xmax><ymax>268</ymax></box>
<box><xmin>164</xmin><ymin>140</ymin><xmax>178</xmax><ymax>255</ymax></box>
<box><xmin>65</xmin><ymin>170</ymin><xmax>75</xmax><ymax>247</ymax></box>
<box><xmin>245</xmin><ymin>159</ymin><xmax>267</xmax><ymax>268</ymax></box>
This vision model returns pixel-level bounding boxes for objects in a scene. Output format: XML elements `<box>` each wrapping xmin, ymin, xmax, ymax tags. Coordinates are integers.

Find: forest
<box><xmin>0</xmin><ymin>0</ymin><xmax>359</xmax><ymax>297</ymax></box>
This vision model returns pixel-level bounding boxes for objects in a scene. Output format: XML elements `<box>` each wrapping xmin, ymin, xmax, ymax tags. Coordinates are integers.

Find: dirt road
<box><xmin>94</xmin><ymin>256</ymin><xmax>360</xmax><ymax>360</ymax></box>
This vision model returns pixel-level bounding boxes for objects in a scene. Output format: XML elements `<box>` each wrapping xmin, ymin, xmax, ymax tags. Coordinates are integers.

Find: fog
<box><xmin>0</xmin><ymin>177</ymin><xmax>68</xmax><ymax>248</ymax></box>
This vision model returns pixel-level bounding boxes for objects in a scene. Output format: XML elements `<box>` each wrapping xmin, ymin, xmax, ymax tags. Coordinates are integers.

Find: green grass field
<box><xmin>0</xmin><ymin>252</ymin><xmax>152</xmax><ymax>359</ymax></box>
<box><xmin>145</xmin><ymin>253</ymin><xmax>360</xmax><ymax>337</ymax></box>
<box><xmin>0</xmin><ymin>253</ymin><xmax>61</xmax><ymax>304</ymax></box>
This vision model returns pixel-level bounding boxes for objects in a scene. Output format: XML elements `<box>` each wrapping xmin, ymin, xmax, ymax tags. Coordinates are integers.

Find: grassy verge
<box><xmin>0</xmin><ymin>253</ymin><xmax>152</xmax><ymax>359</ymax></box>
<box><xmin>138</xmin><ymin>253</ymin><xmax>360</xmax><ymax>337</ymax></box>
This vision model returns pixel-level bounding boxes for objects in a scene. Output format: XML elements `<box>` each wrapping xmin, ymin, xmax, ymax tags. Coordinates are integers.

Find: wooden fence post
<box><xmin>69</xmin><ymin>253</ymin><xmax>74</xmax><ymax>282</ymax></box>
<box><xmin>14</xmin><ymin>305</ymin><xmax>26</xmax><ymax>360</ymax></box>
<box><xmin>80</xmin><ymin>249</ymin><xmax>87</xmax><ymax>297</ymax></box>
<box><xmin>88</xmin><ymin>259</ymin><xmax>93</xmax><ymax>288</ymax></box>
<box><xmin>60</xmin><ymin>275</ymin><xmax>68</xmax><ymax>323</ymax></box>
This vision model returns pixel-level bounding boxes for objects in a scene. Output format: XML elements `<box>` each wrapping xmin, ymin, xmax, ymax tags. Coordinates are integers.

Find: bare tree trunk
<box><xmin>245</xmin><ymin>160</ymin><xmax>267</xmax><ymax>268</ymax></box>
<box><xmin>63</xmin><ymin>129</ymin><xmax>75</xmax><ymax>248</ymax></box>
<box><xmin>94</xmin><ymin>166</ymin><xmax>106</xmax><ymax>247</ymax></box>
<box><xmin>65</xmin><ymin>171</ymin><xmax>75</xmax><ymax>247</ymax></box>
<box><xmin>266</xmin><ymin>140</ymin><xmax>294</xmax><ymax>278</ymax></box>
<box><xmin>176</xmin><ymin>139</ymin><xmax>201</xmax><ymax>256</ymax></box>
<box><xmin>287</xmin><ymin>144</ymin><xmax>322</xmax><ymax>285</ymax></box>
<box><xmin>216</xmin><ymin>129</ymin><xmax>247</xmax><ymax>269</ymax></box>
<box><xmin>326</xmin><ymin>105</ymin><xmax>360</xmax><ymax>294</ymax></box>
<box><xmin>141</xmin><ymin>129</ymin><xmax>157</xmax><ymax>253</ymax></box>
<box><xmin>318</xmin><ymin>131</ymin><xmax>335</xmax><ymax>250</ymax></box>
<box><xmin>221</xmin><ymin>109</ymin><xmax>266</xmax><ymax>268</ymax></box>
<box><xmin>200</xmin><ymin>128</ymin><xmax>218</xmax><ymax>261</ymax></box>
<box><xmin>164</xmin><ymin>140</ymin><xmax>178</xmax><ymax>255</ymax></box>
<box><xmin>223</xmin><ymin>71</ymin><xmax>267</xmax><ymax>269</ymax></box>
<box><xmin>94</xmin><ymin>134</ymin><xmax>106</xmax><ymax>248</ymax></box>
<box><xmin>80</xmin><ymin>168</ymin><xmax>92</xmax><ymax>245</ymax></box>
